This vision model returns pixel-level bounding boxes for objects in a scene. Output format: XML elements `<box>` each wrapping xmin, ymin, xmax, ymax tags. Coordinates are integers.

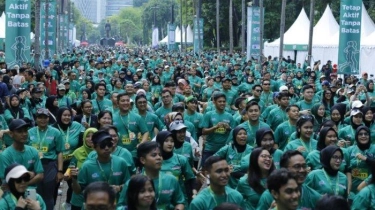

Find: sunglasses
<box><xmin>99</xmin><ymin>140</ymin><xmax>113</xmax><ymax>149</ymax></box>
<box><xmin>15</xmin><ymin>175</ymin><xmax>31</xmax><ymax>183</ymax></box>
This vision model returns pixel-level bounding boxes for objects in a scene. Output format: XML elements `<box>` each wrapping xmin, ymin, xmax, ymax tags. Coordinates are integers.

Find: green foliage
<box><xmin>134</xmin><ymin>0</ymin><xmax>149</xmax><ymax>7</ymax></box>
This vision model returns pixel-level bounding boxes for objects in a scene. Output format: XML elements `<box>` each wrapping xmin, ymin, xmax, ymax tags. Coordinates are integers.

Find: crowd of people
<box><xmin>0</xmin><ymin>48</ymin><xmax>373</xmax><ymax>210</ymax></box>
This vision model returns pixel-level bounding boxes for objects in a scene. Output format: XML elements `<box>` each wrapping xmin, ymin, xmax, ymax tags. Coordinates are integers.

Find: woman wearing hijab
<box><xmin>155</xmin><ymin>131</ymin><xmax>195</xmax><ymax>203</ymax></box>
<box><xmin>311</xmin><ymin>103</ymin><xmax>326</xmax><ymax>134</ymax></box>
<box><xmin>305</xmin><ymin>145</ymin><xmax>348</xmax><ymax>197</ymax></box>
<box><xmin>346</xmin><ymin>126</ymin><xmax>375</xmax><ymax>195</ymax></box>
<box><xmin>214</xmin><ymin>126</ymin><xmax>253</xmax><ymax>188</ymax></box>
<box><xmin>330</xmin><ymin>103</ymin><xmax>347</xmax><ymax>130</ymax></box>
<box><xmin>4</xmin><ymin>94</ymin><xmax>31</xmax><ymax>125</ymax></box>
<box><xmin>45</xmin><ymin>95</ymin><xmax>59</xmax><ymax>124</ymax></box>
<box><xmin>2</xmin><ymin>75</ymin><xmax>16</xmax><ymax>95</ymax></box>
<box><xmin>68</xmin><ymin>128</ymin><xmax>97</xmax><ymax>210</ymax></box>
<box><xmin>362</xmin><ymin>106</ymin><xmax>375</xmax><ymax>143</ymax></box>
<box><xmin>338</xmin><ymin>109</ymin><xmax>363</xmax><ymax>146</ymax></box>
<box><xmin>53</xmin><ymin>107</ymin><xmax>83</xmax><ymax>205</ymax></box>
<box><xmin>0</xmin><ymin>164</ymin><xmax>46</xmax><ymax>209</ymax></box>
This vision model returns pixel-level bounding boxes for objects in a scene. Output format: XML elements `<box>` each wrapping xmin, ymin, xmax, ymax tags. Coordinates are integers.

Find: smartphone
<box><xmin>25</xmin><ymin>188</ymin><xmax>36</xmax><ymax>200</ymax></box>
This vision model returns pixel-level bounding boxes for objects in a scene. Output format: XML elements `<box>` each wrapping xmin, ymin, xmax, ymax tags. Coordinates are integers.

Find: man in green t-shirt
<box><xmin>190</xmin><ymin>156</ymin><xmax>244</xmax><ymax>210</ymax></box>
<box><xmin>267</xmin><ymin>168</ymin><xmax>300</xmax><ymax>210</ymax></box>
<box><xmin>91</xmin><ymin>83</ymin><xmax>113</xmax><ymax>115</ymax></box>
<box><xmin>83</xmin><ymin>182</ymin><xmax>116</xmax><ymax>210</ymax></box>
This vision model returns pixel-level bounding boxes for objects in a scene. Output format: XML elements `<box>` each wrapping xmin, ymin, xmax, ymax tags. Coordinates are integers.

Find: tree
<box><xmin>229</xmin><ymin>0</ymin><xmax>233</xmax><ymax>53</ymax></box>
<box><xmin>134</xmin><ymin>0</ymin><xmax>149</xmax><ymax>7</ymax></box>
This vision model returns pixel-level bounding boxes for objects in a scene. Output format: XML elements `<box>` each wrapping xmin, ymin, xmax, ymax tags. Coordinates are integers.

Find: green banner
<box><xmin>0</xmin><ymin>38</ymin><xmax>4</xmax><ymax>51</ymax></box>
<box><xmin>168</xmin><ymin>23</ymin><xmax>176</xmax><ymax>51</ymax></box>
<box><xmin>338</xmin><ymin>1</ymin><xmax>362</xmax><ymax>75</ymax></box>
<box><xmin>284</xmin><ymin>44</ymin><xmax>308</xmax><ymax>51</ymax></box>
<box><xmin>40</xmin><ymin>0</ymin><xmax>56</xmax><ymax>60</ymax></box>
<box><xmin>247</xmin><ymin>7</ymin><xmax>262</xmax><ymax>61</ymax></box>
<box><xmin>5</xmin><ymin>0</ymin><xmax>31</xmax><ymax>67</ymax></box>
<box><xmin>193</xmin><ymin>18</ymin><xmax>203</xmax><ymax>54</ymax></box>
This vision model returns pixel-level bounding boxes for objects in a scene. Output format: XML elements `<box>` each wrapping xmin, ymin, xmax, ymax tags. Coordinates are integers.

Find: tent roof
<box><xmin>0</xmin><ymin>12</ymin><xmax>5</xmax><ymax>39</ymax></box>
<box><xmin>266</xmin><ymin>8</ymin><xmax>310</xmax><ymax>46</ymax></box>
<box><xmin>361</xmin><ymin>2</ymin><xmax>375</xmax><ymax>38</ymax></box>
<box><xmin>313</xmin><ymin>5</ymin><xmax>339</xmax><ymax>45</ymax></box>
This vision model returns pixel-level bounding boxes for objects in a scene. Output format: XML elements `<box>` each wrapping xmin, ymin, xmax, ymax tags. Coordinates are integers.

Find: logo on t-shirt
<box><xmin>92</xmin><ymin>173</ymin><xmax>100</xmax><ymax>178</ymax></box>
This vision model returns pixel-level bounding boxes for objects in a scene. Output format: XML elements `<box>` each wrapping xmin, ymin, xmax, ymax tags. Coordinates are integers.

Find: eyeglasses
<box><xmin>290</xmin><ymin>164</ymin><xmax>307</xmax><ymax>170</ymax></box>
<box><xmin>255</xmin><ymin>89</ymin><xmax>262</xmax><ymax>92</ymax></box>
<box><xmin>99</xmin><ymin>140</ymin><xmax>113</xmax><ymax>149</ymax></box>
<box><xmin>263</xmin><ymin>83</ymin><xmax>270</xmax><ymax>86</ymax></box>
<box><xmin>15</xmin><ymin>175</ymin><xmax>31</xmax><ymax>183</ymax></box>
<box><xmin>300</xmin><ymin>115</ymin><xmax>313</xmax><ymax>120</ymax></box>
<box><xmin>260</xmin><ymin>154</ymin><xmax>273</xmax><ymax>160</ymax></box>
<box><xmin>358</xmin><ymin>132</ymin><xmax>369</xmax><ymax>137</ymax></box>
<box><xmin>331</xmin><ymin>155</ymin><xmax>343</xmax><ymax>161</ymax></box>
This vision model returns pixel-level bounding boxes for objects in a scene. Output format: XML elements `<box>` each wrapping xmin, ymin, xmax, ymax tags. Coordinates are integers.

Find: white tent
<box><xmin>160</xmin><ymin>25</ymin><xmax>194</xmax><ymax>44</ymax></box>
<box><xmin>263</xmin><ymin>4</ymin><xmax>375</xmax><ymax>74</ymax></box>
<box><xmin>0</xmin><ymin>12</ymin><xmax>5</xmax><ymax>39</ymax></box>
<box><xmin>185</xmin><ymin>24</ymin><xmax>194</xmax><ymax>43</ymax></box>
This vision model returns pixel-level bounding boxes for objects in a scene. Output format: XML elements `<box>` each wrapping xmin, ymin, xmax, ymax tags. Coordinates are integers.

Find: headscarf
<box><xmin>7</xmin><ymin>94</ymin><xmax>24</xmax><ymax>119</ymax></box>
<box><xmin>231</xmin><ymin>126</ymin><xmax>247</xmax><ymax>153</ymax></box>
<box><xmin>255</xmin><ymin>127</ymin><xmax>275</xmax><ymax>154</ymax></box>
<box><xmin>355</xmin><ymin>126</ymin><xmax>371</xmax><ymax>151</ymax></box>
<box><xmin>53</xmin><ymin>107</ymin><xmax>72</xmax><ymax>130</ymax></box>
<box><xmin>317</xmin><ymin>127</ymin><xmax>337</xmax><ymax>151</ymax></box>
<box><xmin>72</xmin><ymin>128</ymin><xmax>98</xmax><ymax>168</ymax></box>
<box><xmin>330</xmin><ymin>103</ymin><xmax>346</xmax><ymax>125</ymax></box>
<box><xmin>311</xmin><ymin>103</ymin><xmax>324</xmax><ymax>124</ymax></box>
<box><xmin>320</xmin><ymin>145</ymin><xmax>343</xmax><ymax>176</ymax></box>
<box><xmin>5</xmin><ymin>164</ymin><xmax>30</xmax><ymax>199</ymax></box>
<box><xmin>155</xmin><ymin>131</ymin><xmax>173</xmax><ymax>160</ymax></box>
<box><xmin>362</xmin><ymin>106</ymin><xmax>374</xmax><ymax>127</ymax></box>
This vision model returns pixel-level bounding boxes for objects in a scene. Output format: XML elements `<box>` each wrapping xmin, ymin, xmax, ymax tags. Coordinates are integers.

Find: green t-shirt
<box><xmin>189</xmin><ymin>186</ymin><xmax>244</xmax><ymax>210</ymax></box>
<box><xmin>27</xmin><ymin>126</ymin><xmax>64</xmax><ymax>160</ymax></box>
<box><xmin>345</xmin><ymin>144</ymin><xmax>375</xmax><ymax>193</ymax></box>
<box><xmin>139</xmin><ymin>112</ymin><xmax>164</xmax><ymax>140</ymax></box>
<box><xmin>260</xmin><ymin>92</ymin><xmax>274</xmax><ymax>107</ymax></box>
<box><xmin>174</xmin><ymin>142</ymin><xmax>194</xmax><ymax>167</ymax></box>
<box><xmin>0</xmin><ymin>145</ymin><xmax>44</xmax><ymax>179</ymax></box>
<box><xmin>256</xmin><ymin>184</ymin><xmax>321</xmax><ymax>210</ymax></box>
<box><xmin>214</xmin><ymin>144</ymin><xmax>254</xmax><ymax>188</ymax></box>
<box><xmin>113</xmin><ymin>112</ymin><xmax>148</xmax><ymax>157</ymax></box>
<box><xmin>78</xmin><ymin>155</ymin><xmax>130</xmax><ymax>200</ymax></box>
<box><xmin>351</xmin><ymin>184</ymin><xmax>375</xmax><ymax>210</ymax></box>
<box><xmin>305</xmin><ymin>169</ymin><xmax>347</xmax><ymax>198</ymax></box>
<box><xmin>0</xmin><ymin>192</ymin><xmax>46</xmax><ymax>210</ymax></box>
<box><xmin>296</xmin><ymin>100</ymin><xmax>314</xmax><ymax>111</ymax></box>
<box><xmin>202</xmin><ymin>110</ymin><xmax>235</xmax><ymax>152</ymax></box>
<box><xmin>236</xmin><ymin>175</ymin><xmax>266</xmax><ymax>210</ymax></box>
<box><xmin>184</xmin><ymin>111</ymin><xmax>203</xmax><ymax>131</ymax></box>
<box><xmin>91</xmin><ymin>98</ymin><xmax>113</xmax><ymax>115</ymax></box>
<box><xmin>57</xmin><ymin>96</ymin><xmax>73</xmax><ymax>108</ymax></box>
<box><xmin>118</xmin><ymin>172</ymin><xmax>185</xmax><ymax>210</ymax></box>
<box><xmin>87</xmin><ymin>146</ymin><xmax>136</xmax><ymax>176</ymax></box>
<box><xmin>155</xmin><ymin>106</ymin><xmax>172</xmax><ymax>122</ymax></box>
<box><xmin>338</xmin><ymin>125</ymin><xmax>356</xmax><ymax>146</ymax></box>
<box><xmin>274</xmin><ymin>121</ymin><xmax>296</xmax><ymax>150</ymax></box>
<box><xmin>284</xmin><ymin>138</ymin><xmax>318</xmax><ymax>158</ymax></box>
<box><xmin>267</xmin><ymin>107</ymin><xmax>288</xmax><ymax>131</ymax></box>
<box><xmin>3</xmin><ymin>108</ymin><xmax>32</xmax><ymax>125</ymax></box>
<box><xmin>227</xmin><ymin>121</ymin><xmax>270</xmax><ymax>146</ymax></box>
<box><xmin>261</xmin><ymin>104</ymin><xmax>277</xmax><ymax>122</ymax></box>
<box><xmin>55</xmin><ymin>122</ymin><xmax>83</xmax><ymax>160</ymax></box>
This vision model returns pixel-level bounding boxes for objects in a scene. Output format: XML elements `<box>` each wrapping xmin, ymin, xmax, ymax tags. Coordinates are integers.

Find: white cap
<box><xmin>352</xmin><ymin>100</ymin><xmax>363</xmax><ymax>109</ymax></box>
<box><xmin>136</xmin><ymin>89</ymin><xmax>146</xmax><ymax>95</ymax></box>
<box><xmin>306</xmin><ymin>66</ymin><xmax>311</xmax><ymax>69</ymax></box>
<box><xmin>6</xmin><ymin>165</ymin><xmax>32</xmax><ymax>183</ymax></box>
<box><xmin>350</xmin><ymin>109</ymin><xmax>363</xmax><ymax>116</ymax></box>
<box><xmin>279</xmin><ymin>85</ymin><xmax>288</xmax><ymax>92</ymax></box>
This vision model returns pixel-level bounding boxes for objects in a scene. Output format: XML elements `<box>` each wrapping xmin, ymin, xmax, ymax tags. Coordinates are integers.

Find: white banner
<box><xmin>152</xmin><ymin>27</ymin><xmax>159</xmax><ymax>48</ymax></box>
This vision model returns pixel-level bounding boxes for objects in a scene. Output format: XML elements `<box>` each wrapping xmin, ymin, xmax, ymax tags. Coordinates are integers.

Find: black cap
<box><xmin>31</xmin><ymin>88</ymin><xmax>42</xmax><ymax>94</ymax></box>
<box><xmin>172</xmin><ymin>103</ymin><xmax>185</xmax><ymax>111</ymax></box>
<box><xmin>36</xmin><ymin>108</ymin><xmax>49</xmax><ymax>117</ymax></box>
<box><xmin>221</xmin><ymin>77</ymin><xmax>231</xmax><ymax>82</ymax></box>
<box><xmin>16</xmin><ymin>88</ymin><xmax>27</xmax><ymax>95</ymax></box>
<box><xmin>92</xmin><ymin>130</ymin><xmax>112</xmax><ymax>145</ymax></box>
<box><xmin>9</xmin><ymin>119</ymin><xmax>29</xmax><ymax>131</ymax></box>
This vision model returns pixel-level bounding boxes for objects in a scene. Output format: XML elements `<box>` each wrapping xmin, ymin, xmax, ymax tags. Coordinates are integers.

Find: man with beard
<box><xmin>256</xmin><ymin>150</ymin><xmax>321</xmax><ymax>210</ymax></box>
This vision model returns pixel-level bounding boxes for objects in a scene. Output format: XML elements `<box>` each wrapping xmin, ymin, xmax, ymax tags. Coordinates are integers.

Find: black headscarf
<box><xmin>6</xmin><ymin>94</ymin><xmax>24</xmax><ymax>119</ymax></box>
<box><xmin>317</xmin><ymin>127</ymin><xmax>338</xmax><ymax>151</ymax></box>
<box><xmin>362</xmin><ymin>107</ymin><xmax>374</xmax><ymax>127</ymax></box>
<box><xmin>255</xmin><ymin>127</ymin><xmax>275</xmax><ymax>154</ymax></box>
<box><xmin>53</xmin><ymin>107</ymin><xmax>72</xmax><ymax>130</ymax></box>
<box><xmin>355</xmin><ymin>126</ymin><xmax>371</xmax><ymax>151</ymax></box>
<box><xmin>320</xmin><ymin>145</ymin><xmax>343</xmax><ymax>176</ymax></box>
<box><xmin>330</xmin><ymin>103</ymin><xmax>346</xmax><ymax>125</ymax></box>
<box><xmin>156</xmin><ymin>131</ymin><xmax>173</xmax><ymax>160</ymax></box>
<box><xmin>232</xmin><ymin>126</ymin><xmax>247</xmax><ymax>153</ymax></box>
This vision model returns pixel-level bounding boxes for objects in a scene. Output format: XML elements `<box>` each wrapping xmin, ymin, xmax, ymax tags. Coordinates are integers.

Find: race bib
<box><xmin>352</xmin><ymin>168</ymin><xmax>368</xmax><ymax>180</ymax></box>
<box><xmin>214</xmin><ymin>127</ymin><xmax>226</xmax><ymax>134</ymax></box>
<box><xmin>122</xmin><ymin>136</ymin><xmax>131</xmax><ymax>145</ymax></box>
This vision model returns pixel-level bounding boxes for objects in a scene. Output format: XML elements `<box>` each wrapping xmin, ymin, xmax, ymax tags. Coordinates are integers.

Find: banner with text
<box><xmin>41</xmin><ymin>0</ymin><xmax>56</xmax><ymax>60</ymax></box>
<box><xmin>338</xmin><ymin>1</ymin><xmax>362</xmax><ymax>75</ymax></box>
<box><xmin>247</xmin><ymin>7</ymin><xmax>261</xmax><ymax>61</ymax></box>
<box><xmin>168</xmin><ymin>23</ymin><xmax>176</xmax><ymax>51</ymax></box>
<box><xmin>152</xmin><ymin>27</ymin><xmax>159</xmax><ymax>49</ymax></box>
<box><xmin>5</xmin><ymin>0</ymin><xmax>31</xmax><ymax>67</ymax></box>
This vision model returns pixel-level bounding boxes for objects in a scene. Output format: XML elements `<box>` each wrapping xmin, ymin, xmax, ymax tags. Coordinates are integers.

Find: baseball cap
<box><xmin>221</xmin><ymin>77</ymin><xmax>231</xmax><ymax>82</ymax></box>
<box><xmin>36</xmin><ymin>108</ymin><xmax>49</xmax><ymax>117</ymax></box>
<box><xmin>9</xmin><ymin>119</ymin><xmax>29</xmax><ymax>131</ymax></box>
<box><xmin>322</xmin><ymin>80</ymin><xmax>330</xmax><ymax>86</ymax></box>
<box><xmin>136</xmin><ymin>69</ymin><xmax>143</xmax><ymax>72</ymax></box>
<box><xmin>31</xmin><ymin>88</ymin><xmax>42</xmax><ymax>94</ymax></box>
<box><xmin>172</xmin><ymin>103</ymin><xmax>185</xmax><ymax>111</ymax></box>
<box><xmin>306</xmin><ymin>66</ymin><xmax>311</xmax><ymax>69</ymax></box>
<box><xmin>350</xmin><ymin>109</ymin><xmax>363</xmax><ymax>116</ymax></box>
<box><xmin>351</xmin><ymin>100</ymin><xmax>363</xmax><ymax>109</ymax></box>
<box><xmin>16</xmin><ymin>88</ymin><xmax>27</xmax><ymax>95</ymax></box>
<box><xmin>320</xmin><ymin>75</ymin><xmax>326</xmax><ymax>79</ymax></box>
<box><xmin>58</xmin><ymin>84</ymin><xmax>66</xmax><ymax>90</ymax></box>
<box><xmin>92</xmin><ymin>130</ymin><xmax>113</xmax><ymax>145</ymax></box>
<box><xmin>347</xmin><ymin>88</ymin><xmax>355</xmax><ymax>94</ymax></box>
<box><xmin>134</xmin><ymin>82</ymin><xmax>142</xmax><ymax>89</ymax></box>
<box><xmin>5</xmin><ymin>164</ymin><xmax>32</xmax><ymax>183</ymax></box>
<box><xmin>136</xmin><ymin>89</ymin><xmax>146</xmax><ymax>95</ymax></box>
<box><xmin>185</xmin><ymin>96</ymin><xmax>197</xmax><ymax>103</ymax></box>
<box><xmin>279</xmin><ymin>85</ymin><xmax>288</xmax><ymax>92</ymax></box>
<box><xmin>169</xmin><ymin>120</ymin><xmax>187</xmax><ymax>131</ymax></box>
<box><xmin>63</xmin><ymin>80</ymin><xmax>70</xmax><ymax>84</ymax></box>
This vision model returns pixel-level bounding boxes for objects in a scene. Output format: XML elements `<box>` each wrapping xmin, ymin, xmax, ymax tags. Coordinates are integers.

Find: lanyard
<box><xmin>36</xmin><ymin>127</ymin><xmax>49</xmax><ymax>150</ymax></box>
<box><xmin>143</xmin><ymin>171</ymin><xmax>163</xmax><ymax>203</ymax></box>
<box><xmin>208</xmin><ymin>186</ymin><xmax>228</xmax><ymax>206</ymax></box>
<box><xmin>119</xmin><ymin>113</ymin><xmax>131</xmax><ymax>134</ymax></box>
<box><xmin>248</xmin><ymin>121</ymin><xmax>260</xmax><ymax>136</ymax></box>
<box><xmin>58</xmin><ymin>125</ymin><xmax>70</xmax><ymax>144</ymax></box>
<box><xmin>10</xmin><ymin>194</ymin><xmax>17</xmax><ymax>205</ymax></box>
<box><xmin>299</xmin><ymin>139</ymin><xmax>312</xmax><ymax>153</ymax></box>
<box><xmin>96</xmin><ymin>158</ymin><xmax>113</xmax><ymax>184</ymax></box>
<box><xmin>323</xmin><ymin>169</ymin><xmax>340</xmax><ymax>195</ymax></box>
